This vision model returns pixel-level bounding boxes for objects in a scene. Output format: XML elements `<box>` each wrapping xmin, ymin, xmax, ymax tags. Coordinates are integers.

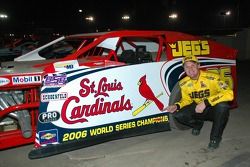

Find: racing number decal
<box><xmin>220</xmin><ymin>67</ymin><xmax>233</xmax><ymax>89</ymax></box>
<box><xmin>207</xmin><ymin>66</ymin><xmax>233</xmax><ymax>89</ymax></box>
<box><xmin>63</xmin><ymin>130</ymin><xmax>87</xmax><ymax>142</ymax></box>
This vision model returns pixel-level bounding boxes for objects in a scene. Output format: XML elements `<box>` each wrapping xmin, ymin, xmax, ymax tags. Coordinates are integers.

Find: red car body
<box><xmin>0</xmin><ymin>30</ymin><xmax>237</xmax><ymax>155</ymax></box>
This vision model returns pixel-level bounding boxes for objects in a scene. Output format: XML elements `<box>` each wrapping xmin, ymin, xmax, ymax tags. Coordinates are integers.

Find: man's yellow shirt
<box><xmin>176</xmin><ymin>70</ymin><xmax>234</xmax><ymax>109</ymax></box>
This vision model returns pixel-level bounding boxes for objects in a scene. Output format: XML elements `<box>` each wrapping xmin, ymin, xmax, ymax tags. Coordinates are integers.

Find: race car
<box><xmin>0</xmin><ymin>30</ymin><xmax>237</xmax><ymax>158</ymax></box>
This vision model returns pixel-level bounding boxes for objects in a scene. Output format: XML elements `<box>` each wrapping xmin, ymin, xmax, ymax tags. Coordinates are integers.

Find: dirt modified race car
<box><xmin>0</xmin><ymin>30</ymin><xmax>237</xmax><ymax>159</ymax></box>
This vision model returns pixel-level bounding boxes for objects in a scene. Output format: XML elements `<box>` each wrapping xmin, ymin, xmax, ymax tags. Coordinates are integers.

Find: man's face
<box><xmin>183</xmin><ymin>61</ymin><xmax>200</xmax><ymax>80</ymax></box>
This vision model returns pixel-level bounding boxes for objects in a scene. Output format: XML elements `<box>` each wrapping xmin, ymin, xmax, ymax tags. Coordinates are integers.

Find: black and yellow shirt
<box><xmin>176</xmin><ymin>70</ymin><xmax>234</xmax><ymax>109</ymax></box>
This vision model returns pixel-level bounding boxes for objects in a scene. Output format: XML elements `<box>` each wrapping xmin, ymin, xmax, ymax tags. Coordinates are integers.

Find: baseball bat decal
<box><xmin>133</xmin><ymin>92</ymin><xmax>163</xmax><ymax>116</ymax></box>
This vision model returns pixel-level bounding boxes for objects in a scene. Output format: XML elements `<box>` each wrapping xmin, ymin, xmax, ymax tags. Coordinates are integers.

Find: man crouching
<box><xmin>165</xmin><ymin>55</ymin><xmax>233</xmax><ymax>150</ymax></box>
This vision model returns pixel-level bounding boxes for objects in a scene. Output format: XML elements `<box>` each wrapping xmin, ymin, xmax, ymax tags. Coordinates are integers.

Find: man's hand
<box><xmin>163</xmin><ymin>105</ymin><xmax>177</xmax><ymax>113</ymax></box>
<box><xmin>195</xmin><ymin>101</ymin><xmax>206</xmax><ymax>113</ymax></box>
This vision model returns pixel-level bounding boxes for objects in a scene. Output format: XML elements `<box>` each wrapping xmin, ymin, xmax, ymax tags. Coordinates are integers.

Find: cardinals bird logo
<box><xmin>133</xmin><ymin>75</ymin><xmax>164</xmax><ymax>116</ymax></box>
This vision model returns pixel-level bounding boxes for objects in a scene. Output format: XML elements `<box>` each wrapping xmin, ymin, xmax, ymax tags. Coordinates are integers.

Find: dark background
<box><xmin>0</xmin><ymin>0</ymin><xmax>250</xmax><ymax>36</ymax></box>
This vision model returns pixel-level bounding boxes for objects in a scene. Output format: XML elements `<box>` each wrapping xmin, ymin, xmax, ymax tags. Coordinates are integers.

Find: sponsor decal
<box><xmin>38</xmin><ymin>111</ymin><xmax>60</xmax><ymax>123</ymax></box>
<box><xmin>179</xmin><ymin>80</ymin><xmax>187</xmax><ymax>87</ymax></box>
<box><xmin>200</xmin><ymin>81</ymin><xmax>207</xmax><ymax>88</ymax></box>
<box><xmin>39</xmin><ymin>129</ymin><xmax>58</xmax><ymax>145</ymax></box>
<box><xmin>218</xmin><ymin>80</ymin><xmax>228</xmax><ymax>90</ymax></box>
<box><xmin>189</xmin><ymin>89</ymin><xmax>210</xmax><ymax>98</ymax></box>
<box><xmin>61</xmin><ymin>77</ymin><xmax>133</xmax><ymax>124</ymax></box>
<box><xmin>168</xmin><ymin>40</ymin><xmax>210</xmax><ymax>57</ymax></box>
<box><xmin>41</xmin><ymin>133</ymin><xmax>56</xmax><ymax>140</ymax></box>
<box><xmin>12</xmin><ymin>75</ymin><xmax>41</xmax><ymax>85</ymax></box>
<box><xmin>41</xmin><ymin>92</ymin><xmax>68</xmax><ymax>102</ymax></box>
<box><xmin>44</xmin><ymin>73</ymin><xmax>67</xmax><ymax>87</ymax></box>
<box><xmin>0</xmin><ymin>77</ymin><xmax>10</xmax><ymax>86</ymax></box>
<box><xmin>54</xmin><ymin>60</ymin><xmax>79</xmax><ymax>71</ymax></box>
<box><xmin>62</xmin><ymin>114</ymin><xmax>169</xmax><ymax>142</ymax></box>
<box><xmin>205</xmin><ymin>76</ymin><xmax>215</xmax><ymax>80</ymax></box>
<box><xmin>211</xmin><ymin>95</ymin><xmax>222</xmax><ymax>102</ymax></box>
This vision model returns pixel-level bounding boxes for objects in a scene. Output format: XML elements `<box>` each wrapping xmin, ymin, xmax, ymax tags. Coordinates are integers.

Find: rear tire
<box><xmin>169</xmin><ymin>82</ymin><xmax>190</xmax><ymax>130</ymax></box>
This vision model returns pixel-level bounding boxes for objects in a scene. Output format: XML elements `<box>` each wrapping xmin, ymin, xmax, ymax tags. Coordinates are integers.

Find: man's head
<box><xmin>182</xmin><ymin>55</ymin><xmax>200</xmax><ymax>80</ymax></box>
<box><xmin>182</xmin><ymin>55</ymin><xmax>199</xmax><ymax>65</ymax></box>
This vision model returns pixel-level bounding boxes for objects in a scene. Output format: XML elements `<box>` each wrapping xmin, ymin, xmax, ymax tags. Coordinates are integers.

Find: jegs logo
<box><xmin>168</xmin><ymin>40</ymin><xmax>210</xmax><ymax>57</ymax></box>
<box><xmin>43</xmin><ymin>73</ymin><xmax>67</xmax><ymax>87</ymax></box>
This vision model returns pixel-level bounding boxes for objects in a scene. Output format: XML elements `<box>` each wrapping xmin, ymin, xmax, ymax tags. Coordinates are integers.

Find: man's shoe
<box><xmin>208</xmin><ymin>139</ymin><xmax>221</xmax><ymax>150</ymax></box>
<box><xmin>191</xmin><ymin>129</ymin><xmax>200</xmax><ymax>136</ymax></box>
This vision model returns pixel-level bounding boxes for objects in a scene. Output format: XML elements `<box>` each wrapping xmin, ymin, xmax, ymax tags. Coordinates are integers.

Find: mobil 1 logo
<box><xmin>12</xmin><ymin>75</ymin><xmax>41</xmax><ymax>85</ymax></box>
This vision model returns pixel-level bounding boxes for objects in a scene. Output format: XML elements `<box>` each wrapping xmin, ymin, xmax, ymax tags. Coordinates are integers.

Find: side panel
<box><xmin>30</xmin><ymin>61</ymin><xmax>179</xmax><ymax>158</ymax></box>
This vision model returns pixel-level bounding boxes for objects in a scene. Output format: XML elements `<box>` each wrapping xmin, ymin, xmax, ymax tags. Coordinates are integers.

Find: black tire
<box><xmin>169</xmin><ymin>82</ymin><xmax>190</xmax><ymax>130</ymax></box>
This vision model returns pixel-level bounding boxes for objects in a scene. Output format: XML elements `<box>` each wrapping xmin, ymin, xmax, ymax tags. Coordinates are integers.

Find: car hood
<box><xmin>0</xmin><ymin>59</ymin><xmax>56</xmax><ymax>76</ymax></box>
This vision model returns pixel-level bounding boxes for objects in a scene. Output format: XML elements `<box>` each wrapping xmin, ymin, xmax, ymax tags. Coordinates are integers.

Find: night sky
<box><xmin>1</xmin><ymin>0</ymin><xmax>250</xmax><ymax>35</ymax></box>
